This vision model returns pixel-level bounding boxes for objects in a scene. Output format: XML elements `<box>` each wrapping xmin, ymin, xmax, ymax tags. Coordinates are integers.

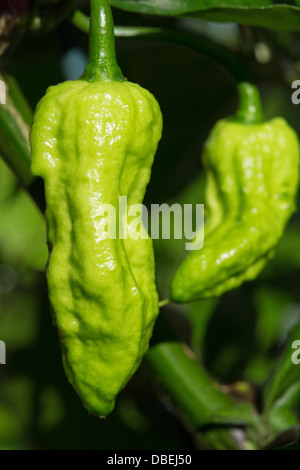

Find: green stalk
<box><xmin>145</xmin><ymin>342</ymin><xmax>259</xmax><ymax>450</ymax></box>
<box><xmin>83</xmin><ymin>0</ymin><xmax>124</xmax><ymax>82</ymax></box>
<box><xmin>235</xmin><ymin>82</ymin><xmax>264</xmax><ymax>125</ymax></box>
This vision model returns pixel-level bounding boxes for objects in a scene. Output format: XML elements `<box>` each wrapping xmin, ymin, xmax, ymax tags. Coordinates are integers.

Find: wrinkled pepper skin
<box><xmin>30</xmin><ymin>79</ymin><xmax>162</xmax><ymax>416</ymax></box>
<box><xmin>171</xmin><ymin>118</ymin><xmax>299</xmax><ymax>302</ymax></box>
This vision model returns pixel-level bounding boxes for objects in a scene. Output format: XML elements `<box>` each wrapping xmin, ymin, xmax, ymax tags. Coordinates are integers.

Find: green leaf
<box><xmin>110</xmin><ymin>1</ymin><xmax>300</xmax><ymax>31</ymax></box>
<box><xmin>264</xmin><ymin>322</ymin><xmax>300</xmax><ymax>411</ymax></box>
<box><xmin>268</xmin><ymin>407</ymin><xmax>299</xmax><ymax>434</ymax></box>
<box><xmin>111</xmin><ymin>0</ymin><xmax>272</xmax><ymax>15</ymax></box>
<box><xmin>263</xmin><ymin>384</ymin><xmax>300</xmax><ymax>447</ymax></box>
<box><xmin>0</xmin><ymin>74</ymin><xmax>33</xmax><ymax>188</ymax></box>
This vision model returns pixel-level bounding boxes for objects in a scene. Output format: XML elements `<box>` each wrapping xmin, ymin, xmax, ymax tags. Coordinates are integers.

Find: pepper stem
<box><xmin>83</xmin><ymin>0</ymin><xmax>124</xmax><ymax>82</ymax></box>
<box><xmin>235</xmin><ymin>82</ymin><xmax>264</xmax><ymax>125</ymax></box>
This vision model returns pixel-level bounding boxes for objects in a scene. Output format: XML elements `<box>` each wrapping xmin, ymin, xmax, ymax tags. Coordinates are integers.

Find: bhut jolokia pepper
<box><xmin>30</xmin><ymin>0</ymin><xmax>162</xmax><ymax>416</ymax></box>
<box><xmin>171</xmin><ymin>83</ymin><xmax>299</xmax><ymax>302</ymax></box>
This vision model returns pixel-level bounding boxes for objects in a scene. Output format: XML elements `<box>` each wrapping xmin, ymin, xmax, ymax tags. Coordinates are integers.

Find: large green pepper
<box><xmin>171</xmin><ymin>83</ymin><xmax>299</xmax><ymax>302</ymax></box>
<box><xmin>30</xmin><ymin>0</ymin><xmax>162</xmax><ymax>416</ymax></box>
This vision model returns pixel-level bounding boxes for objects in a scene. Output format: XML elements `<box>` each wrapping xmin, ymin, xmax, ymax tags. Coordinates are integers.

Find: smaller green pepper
<box><xmin>171</xmin><ymin>83</ymin><xmax>299</xmax><ymax>302</ymax></box>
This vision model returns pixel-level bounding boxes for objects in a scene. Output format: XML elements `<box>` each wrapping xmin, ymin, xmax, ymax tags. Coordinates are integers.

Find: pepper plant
<box><xmin>1</xmin><ymin>0</ymin><xmax>300</xmax><ymax>451</ymax></box>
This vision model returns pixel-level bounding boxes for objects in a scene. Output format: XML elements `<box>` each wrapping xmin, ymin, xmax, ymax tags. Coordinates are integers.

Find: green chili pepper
<box><xmin>171</xmin><ymin>83</ymin><xmax>299</xmax><ymax>302</ymax></box>
<box><xmin>30</xmin><ymin>0</ymin><xmax>162</xmax><ymax>417</ymax></box>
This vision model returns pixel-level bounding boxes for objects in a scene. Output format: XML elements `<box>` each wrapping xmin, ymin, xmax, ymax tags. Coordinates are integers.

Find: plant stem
<box><xmin>158</xmin><ymin>298</ymin><xmax>170</xmax><ymax>308</ymax></box>
<box><xmin>235</xmin><ymin>82</ymin><xmax>264</xmax><ymax>124</ymax></box>
<box><xmin>145</xmin><ymin>342</ymin><xmax>257</xmax><ymax>449</ymax></box>
<box><xmin>83</xmin><ymin>0</ymin><xmax>124</xmax><ymax>82</ymax></box>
